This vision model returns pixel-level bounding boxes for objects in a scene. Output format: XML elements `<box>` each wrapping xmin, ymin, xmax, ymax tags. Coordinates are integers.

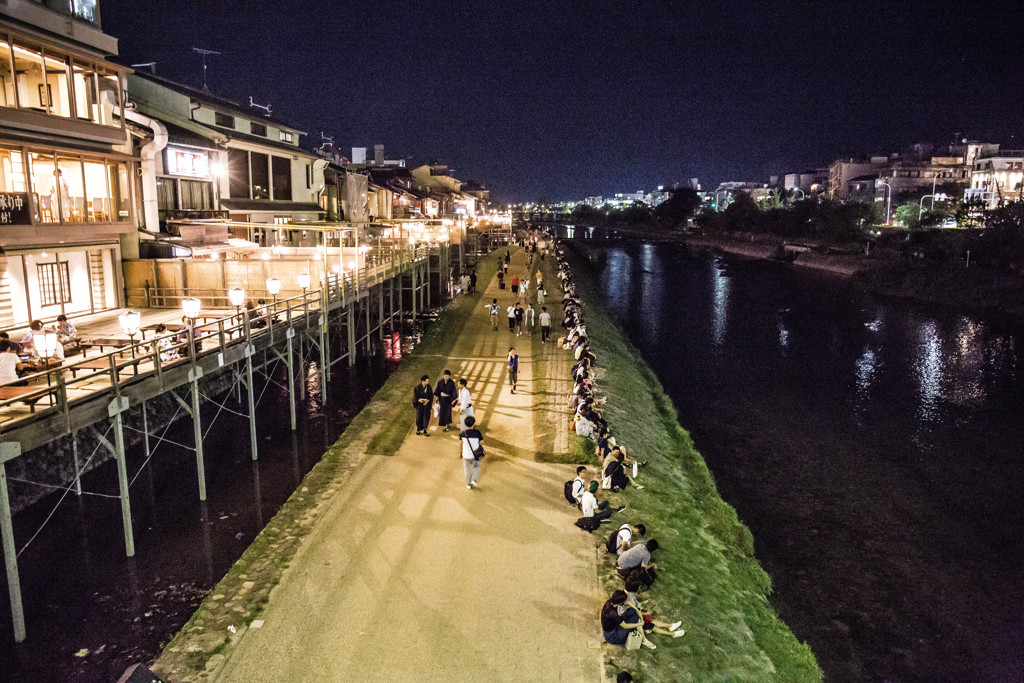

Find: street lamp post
<box><xmin>879</xmin><ymin>182</ymin><xmax>893</xmax><ymax>225</ymax></box>
<box><xmin>266</xmin><ymin>277</ymin><xmax>281</xmax><ymax>309</ymax></box>
<box><xmin>297</xmin><ymin>272</ymin><xmax>310</xmax><ymax>298</ymax></box>
<box><xmin>118</xmin><ymin>310</ymin><xmax>141</xmax><ymax>358</ymax></box>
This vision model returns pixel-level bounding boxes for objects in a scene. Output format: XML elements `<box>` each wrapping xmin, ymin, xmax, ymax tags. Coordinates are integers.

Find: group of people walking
<box><xmin>548</xmin><ymin>240</ymin><xmax>685</xmax><ymax>656</ymax></box>
<box><xmin>412</xmin><ymin>370</ymin><xmax>482</xmax><ymax>488</ymax></box>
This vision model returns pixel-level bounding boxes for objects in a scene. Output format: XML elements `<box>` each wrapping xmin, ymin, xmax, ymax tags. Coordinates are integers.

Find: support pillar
<box><xmin>245</xmin><ymin>347</ymin><xmax>258</xmax><ymax>459</ymax></box>
<box><xmin>71</xmin><ymin>430</ymin><xmax>82</xmax><ymax>496</ymax></box>
<box><xmin>318</xmin><ymin>311</ymin><xmax>328</xmax><ymax>403</ymax></box>
<box><xmin>365</xmin><ymin>289</ymin><xmax>372</xmax><ymax>354</ymax></box>
<box><xmin>110</xmin><ymin>398</ymin><xmax>135</xmax><ymax>557</ymax></box>
<box><xmin>286</xmin><ymin>331</ymin><xmax>296</xmax><ymax>431</ymax></box>
<box><xmin>190</xmin><ymin>369</ymin><xmax>207</xmax><ymax>499</ymax></box>
<box><xmin>411</xmin><ymin>267</ymin><xmax>417</xmax><ymax>319</ymax></box>
<box><xmin>347</xmin><ymin>302</ymin><xmax>357</xmax><ymax>367</ymax></box>
<box><xmin>378</xmin><ymin>284</ymin><xmax>385</xmax><ymax>342</ymax></box>
<box><xmin>0</xmin><ymin>445</ymin><xmax>25</xmax><ymax>643</ymax></box>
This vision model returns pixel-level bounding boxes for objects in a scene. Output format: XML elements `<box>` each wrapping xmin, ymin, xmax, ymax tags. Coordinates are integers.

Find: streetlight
<box><xmin>878</xmin><ymin>182</ymin><xmax>893</xmax><ymax>225</ymax></box>
<box><xmin>266</xmin><ymin>277</ymin><xmax>281</xmax><ymax>306</ymax></box>
<box><xmin>297</xmin><ymin>272</ymin><xmax>310</xmax><ymax>295</ymax></box>
<box><xmin>118</xmin><ymin>310</ymin><xmax>141</xmax><ymax>358</ymax></box>
<box><xmin>228</xmin><ymin>287</ymin><xmax>245</xmax><ymax>314</ymax></box>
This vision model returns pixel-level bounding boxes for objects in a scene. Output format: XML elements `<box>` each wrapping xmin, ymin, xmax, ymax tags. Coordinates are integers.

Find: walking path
<box><xmin>213</xmin><ymin>249</ymin><xmax>601</xmax><ymax>681</ymax></box>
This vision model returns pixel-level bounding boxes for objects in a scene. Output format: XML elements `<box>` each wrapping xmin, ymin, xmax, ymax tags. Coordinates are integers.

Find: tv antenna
<box><xmin>248</xmin><ymin>96</ymin><xmax>273</xmax><ymax>117</ymax></box>
<box><xmin>192</xmin><ymin>47</ymin><xmax>221</xmax><ymax>91</ymax></box>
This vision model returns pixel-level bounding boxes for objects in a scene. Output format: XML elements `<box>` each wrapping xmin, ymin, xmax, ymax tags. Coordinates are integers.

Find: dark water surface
<box><xmin>588</xmin><ymin>241</ymin><xmax>1024</xmax><ymax>681</ymax></box>
<box><xmin>0</xmin><ymin>326</ymin><xmax>420</xmax><ymax>682</ymax></box>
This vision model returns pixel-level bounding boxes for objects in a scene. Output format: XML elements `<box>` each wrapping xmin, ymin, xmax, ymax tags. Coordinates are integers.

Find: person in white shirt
<box><xmin>524</xmin><ymin>303</ymin><xmax>536</xmax><ymax>335</ymax></box>
<box><xmin>581</xmin><ymin>480</ymin><xmax>618</xmax><ymax>522</ymax></box>
<box><xmin>459</xmin><ymin>415</ymin><xmax>483</xmax><ymax>489</ymax></box>
<box><xmin>539</xmin><ymin>306</ymin><xmax>552</xmax><ymax>343</ymax></box>
<box><xmin>457</xmin><ymin>378</ymin><xmax>475</xmax><ymax>430</ymax></box>
<box><xmin>615</xmin><ymin>523</ymin><xmax>646</xmax><ymax>554</ymax></box>
<box><xmin>0</xmin><ymin>341</ymin><xmax>25</xmax><ymax>385</ymax></box>
<box><xmin>571</xmin><ymin>466</ymin><xmax>587</xmax><ymax>507</ymax></box>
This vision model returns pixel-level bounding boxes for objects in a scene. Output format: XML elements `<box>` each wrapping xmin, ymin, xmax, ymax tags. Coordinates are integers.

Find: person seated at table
<box><xmin>0</xmin><ymin>341</ymin><xmax>27</xmax><ymax>386</ymax></box>
<box><xmin>56</xmin><ymin>315</ymin><xmax>77</xmax><ymax>346</ymax></box>
<box><xmin>19</xmin><ymin>321</ymin><xmax>42</xmax><ymax>354</ymax></box>
<box><xmin>246</xmin><ymin>301</ymin><xmax>267</xmax><ymax>329</ymax></box>
<box><xmin>0</xmin><ymin>332</ymin><xmax>23</xmax><ymax>355</ymax></box>
<box><xmin>176</xmin><ymin>316</ymin><xmax>203</xmax><ymax>356</ymax></box>
<box><xmin>150</xmin><ymin>324</ymin><xmax>178</xmax><ymax>362</ymax></box>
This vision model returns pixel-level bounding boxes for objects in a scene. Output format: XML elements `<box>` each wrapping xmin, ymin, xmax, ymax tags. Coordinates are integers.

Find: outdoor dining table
<box><xmin>67</xmin><ymin>355</ymin><xmax>145</xmax><ymax>379</ymax></box>
<box><xmin>0</xmin><ymin>386</ymin><xmax>50</xmax><ymax>413</ymax></box>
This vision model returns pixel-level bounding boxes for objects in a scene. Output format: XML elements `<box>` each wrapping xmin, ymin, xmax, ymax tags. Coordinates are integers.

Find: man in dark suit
<box><xmin>413</xmin><ymin>374</ymin><xmax>433</xmax><ymax>435</ymax></box>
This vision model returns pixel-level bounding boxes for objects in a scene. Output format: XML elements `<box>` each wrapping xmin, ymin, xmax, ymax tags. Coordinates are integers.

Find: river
<box><xmin>582</xmin><ymin>239</ymin><xmax>1024</xmax><ymax>680</ymax></box>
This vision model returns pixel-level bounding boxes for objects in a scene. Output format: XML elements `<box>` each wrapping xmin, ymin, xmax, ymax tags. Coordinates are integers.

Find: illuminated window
<box><xmin>279</xmin><ymin>131</ymin><xmax>294</xmax><ymax>143</ymax></box>
<box><xmin>0</xmin><ymin>148</ymin><xmax>27</xmax><ymax>193</ymax></box>
<box><xmin>37</xmin><ymin>261</ymin><xmax>71</xmax><ymax>307</ymax></box>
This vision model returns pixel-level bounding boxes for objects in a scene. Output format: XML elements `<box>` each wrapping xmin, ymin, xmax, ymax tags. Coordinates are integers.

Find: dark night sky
<box><xmin>102</xmin><ymin>1</ymin><xmax>1024</xmax><ymax>203</ymax></box>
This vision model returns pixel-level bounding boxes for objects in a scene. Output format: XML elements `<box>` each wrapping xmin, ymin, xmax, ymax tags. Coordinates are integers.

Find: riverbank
<box><xmin>560</xmin><ymin>241</ymin><xmax>821</xmax><ymax>681</ymax></box>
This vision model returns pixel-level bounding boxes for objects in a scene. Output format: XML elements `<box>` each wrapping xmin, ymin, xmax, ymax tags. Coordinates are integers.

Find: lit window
<box><xmin>37</xmin><ymin>261</ymin><xmax>71</xmax><ymax>306</ymax></box>
<box><xmin>279</xmin><ymin>131</ymin><xmax>294</xmax><ymax>143</ymax></box>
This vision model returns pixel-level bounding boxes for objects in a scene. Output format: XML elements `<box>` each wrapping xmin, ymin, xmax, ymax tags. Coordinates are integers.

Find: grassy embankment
<box><xmin>560</xmin><ymin>242</ymin><xmax>821</xmax><ymax>681</ymax></box>
<box><xmin>154</xmin><ymin>251</ymin><xmax>501</xmax><ymax>679</ymax></box>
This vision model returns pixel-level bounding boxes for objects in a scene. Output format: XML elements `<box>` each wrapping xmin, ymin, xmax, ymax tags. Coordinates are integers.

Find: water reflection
<box><xmin>640</xmin><ymin>244</ymin><xmax>662</xmax><ymax>339</ymax></box>
<box><xmin>711</xmin><ymin>257</ymin><xmax>729</xmax><ymax>346</ymax></box>
<box><xmin>916</xmin><ymin>320</ymin><xmax>943</xmax><ymax>421</ymax></box>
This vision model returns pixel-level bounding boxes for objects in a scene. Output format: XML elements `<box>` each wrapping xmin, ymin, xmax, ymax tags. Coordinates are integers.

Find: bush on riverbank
<box><xmin>562</xmin><ymin>242</ymin><xmax>820</xmax><ymax>681</ymax></box>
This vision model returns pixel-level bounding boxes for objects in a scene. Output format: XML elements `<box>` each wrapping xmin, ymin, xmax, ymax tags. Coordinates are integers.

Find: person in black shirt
<box><xmin>434</xmin><ymin>369</ymin><xmax>457</xmax><ymax>432</ymax></box>
<box><xmin>413</xmin><ymin>374</ymin><xmax>433</xmax><ymax>435</ymax></box>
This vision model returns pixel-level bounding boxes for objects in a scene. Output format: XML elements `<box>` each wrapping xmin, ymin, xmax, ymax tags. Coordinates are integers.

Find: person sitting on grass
<box><xmin>582</xmin><ymin>480</ymin><xmax>622</xmax><ymax>523</ymax></box>
<box><xmin>610</xmin><ymin>522</ymin><xmax>647</xmax><ymax>555</ymax></box>
<box><xmin>624</xmin><ymin>576</ymin><xmax>685</xmax><ymax>639</ymax></box>
<box><xmin>601</xmin><ymin>590</ymin><xmax>655</xmax><ymax>650</ymax></box>
<box><xmin>571</xmin><ymin>466</ymin><xmax>587</xmax><ymax>508</ymax></box>
<box><xmin>617</xmin><ymin>539</ymin><xmax>659</xmax><ymax>578</ymax></box>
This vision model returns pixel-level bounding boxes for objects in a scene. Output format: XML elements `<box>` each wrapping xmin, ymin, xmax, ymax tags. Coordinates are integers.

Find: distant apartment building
<box><xmin>828</xmin><ymin>157</ymin><xmax>890</xmax><ymax>200</ymax></box>
<box><xmin>965</xmin><ymin>145</ymin><xmax>1024</xmax><ymax>209</ymax></box>
<box><xmin>0</xmin><ymin>0</ymin><xmax>135</xmax><ymax>327</ymax></box>
<box><xmin>783</xmin><ymin>169</ymin><xmax>829</xmax><ymax>195</ymax></box>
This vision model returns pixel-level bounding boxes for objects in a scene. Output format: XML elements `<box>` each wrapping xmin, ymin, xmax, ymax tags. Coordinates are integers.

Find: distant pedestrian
<box><xmin>487</xmin><ymin>298</ymin><xmax>499</xmax><ymax>331</ymax></box>
<box><xmin>435</xmin><ymin>369</ymin><xmax>457</xmax><ymax>432</ymax></box>
<box><xmin>537</xmin><ymin>287</ymin><xmax>546</xmax><ymax>305</ymax></box>
<box><xmin>513</xmin><ymin>302</ymin><xmax>524</xmax><ymax>335</ymax></box>
<box><xmin>539</xmin><ymin>306</ymin><xmax>552</xmax><ymax>342</ymax></box>
<box><xmin>457</xmin><ymin>378</ymin><xmax>475</xmax><ymax>430</ymax></box>
<box><xmin>497</xmin><ymin>270</ymin><xmax>505</xmax><ymax>289</ymax></box>
<box><xmin>469</xmin><ymin>270</ymin><xmax>477</xmax><ymax>293</ymax></box>
<box><xmin>507</xmin><ymin>303</ymin><xmax>517</xmax><ymax>332</ymax></box>
<box><xmin>507</xmin><ymin>347</ymin><xmax>519</xmax><ymax>393</ymax></box>
<box><xmin>413</xmin><ymin>374</ymin><xmax>433</xmax><ymax>435</ymax></box>
<box><xmin>460</xmin><ymin>273</ymin><xmax>471</xmax><ymax>294</ymax></box>
<box><xmin>505</xmin><ymin>250</ymin><xmax>511</xmax><ymax>264</ymax></box>
<box><xmin>459</xmin><ymin>415</ymin><xmax>484</xmax><ymax>489</ymax></box>
<box><xmin>521</xmin><ymin>278</ymin><xmax>529</xmax><ymax>301</ymax></box>
<box><xmin>503</xmin><ymin>261</ymin><xmax>509</xmax><ymax>275</ymax></box>
<box><xmin>525</xmin><ymin>303</ymin><xmax>536</xmax><ymax>334</ymax></box>
<box><xmin>511</xmin><ymin>275</ymin><xmax>519</xmax><ymax>298</ymax></box>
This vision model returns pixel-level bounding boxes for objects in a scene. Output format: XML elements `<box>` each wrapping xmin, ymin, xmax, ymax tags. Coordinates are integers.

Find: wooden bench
<box><xmin>0</xmin><ymin>386</ymin><xmax>50</xmax><ymax>413</ymax></box>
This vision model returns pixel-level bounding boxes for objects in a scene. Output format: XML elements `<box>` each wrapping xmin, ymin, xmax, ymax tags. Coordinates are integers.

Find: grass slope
<box><xmin>563</xmin><ymin>243</ymin><xmax>820</xmax><ymax>682</ymax></box>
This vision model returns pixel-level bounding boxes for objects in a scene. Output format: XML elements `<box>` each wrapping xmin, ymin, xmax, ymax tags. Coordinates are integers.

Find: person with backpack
<box><xmin>487</xmin><ymin>299</ymin><xmax>499</xmax><ymax>331</ymax></box>
<box><xmin>601</xmin><ymin>590</ymin><xmax>653</xmax><ymax>650</ymax></box>
<box><xmin>606</xmin><ymin>523</ymin><xmax>646</xmax><ymax>555</ymax></box>
<box><xmin>617</xmin><ymin>539</ymin><xmax>659</xmax><ymax>578</ymax></box>
<box><xmin>459</xmin><ymin>415</ymin><xmax>484</xmax><ymax>489</ymax></box>
<box><xmin>564</xmin><ymin>466</ymin><xmax>587</xmax><ymax>507</ymax></box>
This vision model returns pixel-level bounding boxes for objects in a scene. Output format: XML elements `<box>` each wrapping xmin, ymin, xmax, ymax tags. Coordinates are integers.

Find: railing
<box><xmin>0</xmin><ymin>290</ymin><xmax>322</xmax><ymax>435</ymax></box>
<box><xmin>0</xmin><ymin>245</ymin><xmax>435</xmax><ymax>434</ymax></box>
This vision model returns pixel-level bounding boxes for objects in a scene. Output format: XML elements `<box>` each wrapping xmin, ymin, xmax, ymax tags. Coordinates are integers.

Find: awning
<box><xmin>220</xmin><ymin>199</ymin><xmax>325</xmax><ymax>213</ymax></box>
<box><xmin>165</xmin><ymin>237</ymin><xmax>260</xmax><ymax>256</ymax></box>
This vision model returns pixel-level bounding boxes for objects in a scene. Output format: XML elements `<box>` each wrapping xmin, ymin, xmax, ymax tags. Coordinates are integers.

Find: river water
<box><xmin>0</xmin><ymin>324</ymin><xmax>421</xmax><ymax>681</ymax></box>
<box><xmin>583</xmin><ymin>240</ymin><xmax>1024</xmax><ymax>681</ymax></box>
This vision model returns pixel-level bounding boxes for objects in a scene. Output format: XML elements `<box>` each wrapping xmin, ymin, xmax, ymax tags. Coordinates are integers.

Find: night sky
<box><xmin>102</xmin><ymin>1</ymin><xmax>1024</xmax><ymax>203</ymax></box>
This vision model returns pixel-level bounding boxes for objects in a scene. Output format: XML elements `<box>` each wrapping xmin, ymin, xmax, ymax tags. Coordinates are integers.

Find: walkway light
<box><xmin>296</xmin><ymin>272</ymin><xmax>310</xmax><ymax>292</ymax></box>
<box><xmin>228</xmin><ymin>287</ymin><xmax>245</xmax><ymax>308</ymax></box>
<box><xmin>118</xmin><ymin>310</ymin><xmax>141</xmax><ymax>358</ymax></box>
<box><xmin>33</xmin><ymin>332</ymin><xmax>58</xmax><ymax>359</ymax></box>
<box><xmin>182</xmin><ymin>297</ymin><xmax>201</xmax><ymax>321</ymax></box>
<box><xmin>265</xmin><ymin>277</ymin><xmax>281</xmax><ymax>296</ymax></box>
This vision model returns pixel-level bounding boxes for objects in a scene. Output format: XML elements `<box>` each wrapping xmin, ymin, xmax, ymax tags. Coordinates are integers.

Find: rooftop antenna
<box><xmin>248</xmin><ymin>96</ymin><xmax>273</xmax><ymax>117</ymax></box>
<box><xmin>192</xmin><ymin>47</ymin><xmax>221</xmax><ymax>91</ymax></box>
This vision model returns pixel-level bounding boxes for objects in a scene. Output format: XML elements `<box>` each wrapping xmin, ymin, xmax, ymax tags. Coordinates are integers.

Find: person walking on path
<box><xmin>539</xmin><ymin>306</ymin><xmax>552</xmax><ymax>342</ymax></box>
<box><xmin>514</xmin><ymin>302</ymin><xmax>524</xmax><ymax>336</ymax></box>
<box><xmin>413</xmin><ymin>374</ymin><xmax>433</xmax><ymax>436</ymax></box>
<box><xmin>435</xmin><ymin>370</ymin><xmax>457</xmax><ymax>432</ymax></box>
<box><xmin>525</xmin><ymin>303</ymin><xmax>536</xmax><ymax>335</ymax></box>
<box><xmin>507</xmin><ymin>302</ymin><xmax>517</xmax><ymax>332</ymax></box>
<box><xmin>459</xmin><ymin>415</ymin><xmax>484</xmax><ymax>489</ymax></box>
<box><xmin>521</xmin><ymin>278</ymin><xmax>530</xmax><ymax>301</ymax></box>
<box><xmin>457</xmin><ymin>378</ymin><xmax>475</xmax><ymax>430</ymax></box>
<box><xmin>511</xmin><ymin>275</ymin><xmax>519</xmax><ymax>299</ymax></box>
<box><xmin>507</xmin><ymin>347</ymin><xmax>519</xmax><ymax>394</ymax></box>
<box><xmin>469</xmin><ymin>270</ymin><xmax>477</xmax><ymax>293</ymax></box>
<box><xmin>488</xmin><ymin>299</ymin><xmax>500</xmax><ymax>331</ymax></box>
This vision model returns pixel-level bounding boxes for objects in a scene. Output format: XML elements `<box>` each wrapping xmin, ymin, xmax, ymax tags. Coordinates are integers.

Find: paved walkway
<box><xmin>216</xmin><ymin>249</ymin><xmax>601</xmax><ymax>682</ymax></box>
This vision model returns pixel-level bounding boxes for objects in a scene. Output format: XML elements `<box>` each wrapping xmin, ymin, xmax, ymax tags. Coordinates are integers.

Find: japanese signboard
<box><xmin>0</xmin><ymin>192</ymin><xmax>30</xmax><ymax>225</ymax></box>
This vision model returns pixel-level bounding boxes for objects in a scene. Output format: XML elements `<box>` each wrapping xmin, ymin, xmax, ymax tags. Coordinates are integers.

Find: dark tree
<box><xmin>653</xmin><ymin>187</ymin><xmax>701</xmax><ymax>226</ymax></box>
<box><xmin>979</xmin><ymin>203</ymin><xmax>1024</xmax><ymax>270</ymax></box>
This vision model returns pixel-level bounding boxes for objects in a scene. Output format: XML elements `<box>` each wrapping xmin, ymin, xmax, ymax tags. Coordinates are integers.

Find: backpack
<box><xmin>575</xmin><ymin>516</ymin><xmax>601</xmax><ymax>532</ymax></box>
<box><xmin>563</xmin><ymin>480</ymin><xmax>578</xmax><ymax>505</ymax></box>
<box><xmin>606</xmin><ymin>524</ymin><xmax>629</xmax><ymax>554</ymax></box>
<box><xmin>626</xmin><ymin>566</ymin><xmax>656</xmax><ymax>590</ymax></box>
